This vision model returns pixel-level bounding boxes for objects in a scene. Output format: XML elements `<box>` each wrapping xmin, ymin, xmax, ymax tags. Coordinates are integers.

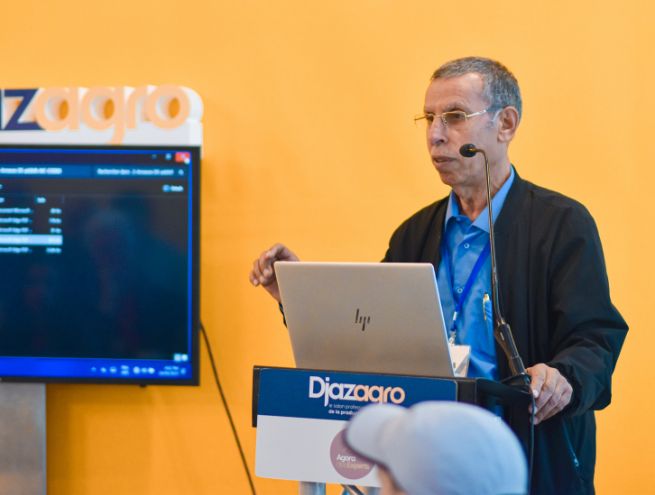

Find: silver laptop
<box><xmin>274</xmin><ymin>261</ymin><xmax>454</xmax><ymax>377</ymax></box>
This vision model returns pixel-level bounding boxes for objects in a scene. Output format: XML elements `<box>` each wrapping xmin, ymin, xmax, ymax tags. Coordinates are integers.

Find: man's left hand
<box><xmin>526</xmin><ymin>364</ymin><xmax>573</xmax><ymax>425</ymax></box>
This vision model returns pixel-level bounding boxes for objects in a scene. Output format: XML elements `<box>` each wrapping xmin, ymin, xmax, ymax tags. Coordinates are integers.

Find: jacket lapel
<box><xmin>420</xmin><ymin>199</ymin><xmax>448</xmax><ymax>266</ymax></box>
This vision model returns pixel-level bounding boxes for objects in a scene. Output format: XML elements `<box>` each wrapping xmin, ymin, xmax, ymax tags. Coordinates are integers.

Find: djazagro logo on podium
<box><xmin>308</xmin><ymin>375</ymin><xmax>406</xmax><ymax>409</ymax></box>
<box><xmin>0</xmin><ymin>85</ymin><xmax>203</xmax><ymax>144</ymax></box>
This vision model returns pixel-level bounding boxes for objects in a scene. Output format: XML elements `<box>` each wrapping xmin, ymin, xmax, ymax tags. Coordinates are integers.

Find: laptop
<box><xmin>274</xmin><ymin>261</ymin><xmax>455</xmax><ymax>377</ymax></box>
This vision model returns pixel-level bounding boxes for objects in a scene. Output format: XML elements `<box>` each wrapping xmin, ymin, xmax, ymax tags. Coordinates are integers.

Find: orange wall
<box><xmin>1</xmin><ymin>1</ymin><xmax>651</xmax><ymax>493</ymax></box>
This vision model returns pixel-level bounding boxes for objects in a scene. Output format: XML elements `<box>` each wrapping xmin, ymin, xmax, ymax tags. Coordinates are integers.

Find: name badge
<box><xmin>449</xmin><ymin>344</ymin><xmax>471</xmax><ymax>377</ymax></box>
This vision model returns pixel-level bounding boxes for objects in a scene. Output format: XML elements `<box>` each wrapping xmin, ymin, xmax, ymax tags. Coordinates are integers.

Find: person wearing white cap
<box><xmin>345</xmin><ymin>401</ymin><xmax>528</xmax><ymax>495</ymax></box>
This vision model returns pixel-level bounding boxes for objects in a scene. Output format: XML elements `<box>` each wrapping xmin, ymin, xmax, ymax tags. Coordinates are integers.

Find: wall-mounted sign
<box><xmin>0</xmin><ymin>86</ymin><xmax>202</xmax><ymax>145</ymax></box>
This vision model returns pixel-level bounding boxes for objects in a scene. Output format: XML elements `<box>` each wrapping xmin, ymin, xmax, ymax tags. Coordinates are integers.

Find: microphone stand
<box><xmin>461</xmin><ymin>144</ymin><xmax>530</xmax><ymax>388</ymax></box>
<box><xmin>459</xmin><ymin>146</ymin><xmax>534</xmax><ymax>493</ymax></box>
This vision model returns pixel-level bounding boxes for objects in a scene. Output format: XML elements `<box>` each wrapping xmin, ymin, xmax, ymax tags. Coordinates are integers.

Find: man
<box><xmin>249</xmin><ymin>57</ymin><xmax>627</xmax><ymax>494</ymax></box>
<box><xmin>345</xmin><ymin>401</ymin><xmax>528</xmax><ymax>495</ymax></box>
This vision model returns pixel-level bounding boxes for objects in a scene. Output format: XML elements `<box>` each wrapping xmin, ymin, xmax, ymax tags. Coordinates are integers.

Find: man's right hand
<box><xmin>249</xmin><ymin>243</ymin><xmax>300</xmax><ymax>303</ymax></box>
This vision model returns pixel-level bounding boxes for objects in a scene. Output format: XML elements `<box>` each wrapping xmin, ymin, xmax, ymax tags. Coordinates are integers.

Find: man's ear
<box><xmin>496</xmin><ymin>106</ymin><xmax>520</xmax><ymax>143</ymax></box>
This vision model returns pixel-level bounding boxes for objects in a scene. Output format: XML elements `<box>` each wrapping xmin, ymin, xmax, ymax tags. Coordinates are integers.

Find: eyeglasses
<box><xmin>414</xmin><ymin>107</ymin><xmax>493</xmax><ymax>127</ymax></box>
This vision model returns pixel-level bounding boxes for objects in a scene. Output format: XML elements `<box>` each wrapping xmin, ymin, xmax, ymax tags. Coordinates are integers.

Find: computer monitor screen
<box><xmin>0</xmin><ymin>145</ymin><xmax>199</xmax><ymax>384</ymax></box>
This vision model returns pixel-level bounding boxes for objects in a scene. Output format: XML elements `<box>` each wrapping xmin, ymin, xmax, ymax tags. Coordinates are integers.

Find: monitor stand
<box><xmin>0</xmin><ymin>383</ymin><xmax>46</xmax><ymax>494</ymax></box>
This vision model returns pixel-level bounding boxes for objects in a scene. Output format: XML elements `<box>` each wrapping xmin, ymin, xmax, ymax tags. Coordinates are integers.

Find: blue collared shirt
<box><xmin>437</xmin><ymin>167</ymin><xmax>515</xmax><ymax>379</ymax></box>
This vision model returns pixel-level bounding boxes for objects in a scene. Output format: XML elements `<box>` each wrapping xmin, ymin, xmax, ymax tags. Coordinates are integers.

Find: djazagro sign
<box><xmin>0</xmin><ymin>86</ymin><xmax>202</xmax><ymax>145</ymax></box>
<box><xmin>254</xmin><ymin>367</ymin><xmax>457</xmax><ymax>486</ymax></box>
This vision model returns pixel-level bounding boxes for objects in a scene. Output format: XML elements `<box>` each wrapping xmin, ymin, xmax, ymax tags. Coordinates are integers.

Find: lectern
<box><xmin>252</xmin><ymin>366</ymin><xmax>530</xmax><ymax>493</ymax></box>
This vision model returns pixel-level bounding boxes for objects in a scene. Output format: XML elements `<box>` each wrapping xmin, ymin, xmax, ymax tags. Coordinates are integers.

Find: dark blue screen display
<box><xmin>0</xmin><ymin>146</ymin><xmax>199</xmax><ymax>384</ymax></box>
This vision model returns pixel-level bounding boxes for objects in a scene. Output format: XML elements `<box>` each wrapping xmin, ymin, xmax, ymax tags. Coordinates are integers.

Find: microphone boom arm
<box><xmin>460</xmin><ymin>144</ymin><xmax>530</xmax><ymax>387</ymax></box>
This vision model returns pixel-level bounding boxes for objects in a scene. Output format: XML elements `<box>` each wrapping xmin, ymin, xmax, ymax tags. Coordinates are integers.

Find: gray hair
<box><xmin>432</xmin><ymin>57</ymin><xmax>522</xmax><ymax>120</ymax></box>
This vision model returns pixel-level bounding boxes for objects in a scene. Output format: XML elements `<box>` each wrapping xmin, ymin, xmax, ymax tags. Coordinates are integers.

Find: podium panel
<box><xmin>253</xmin><ymin>367</ymin><xmax>457</xmax><ymax>486</ymax></box>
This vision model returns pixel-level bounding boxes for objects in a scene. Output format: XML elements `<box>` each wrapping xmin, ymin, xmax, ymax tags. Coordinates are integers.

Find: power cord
<box><xmin>341</xmin><ymin>485</ymin><xmax>365</xmax><ymax>495</ymax></box>
<box><xmin>528</xmin><ymin>393</ymin><xmax>535</xmax><ymax>494</ymax></box>
<box><xmin>200</xmin><ymin>322</ymin><xmax>257</xmax><ymax>495</ymax></box>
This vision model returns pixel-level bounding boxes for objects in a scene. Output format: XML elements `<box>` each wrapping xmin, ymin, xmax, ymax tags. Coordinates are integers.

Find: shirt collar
<box><xmin>444</xmin><ymin>166</ymin><xmax>516</xmax><ymax>233</ymax></box>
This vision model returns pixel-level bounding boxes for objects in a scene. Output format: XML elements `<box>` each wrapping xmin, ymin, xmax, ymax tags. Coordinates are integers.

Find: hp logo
<box><xmin>354</xmin><ymin>308</ymin><xmax>371</xmax><ymax>331</ymax></box>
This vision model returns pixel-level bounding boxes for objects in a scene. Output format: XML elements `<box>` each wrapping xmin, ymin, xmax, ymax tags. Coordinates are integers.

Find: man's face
<box><xmin>423</xmin><ymin>72</ymin><xmax>503</xmax><ymax>190</ymax></box>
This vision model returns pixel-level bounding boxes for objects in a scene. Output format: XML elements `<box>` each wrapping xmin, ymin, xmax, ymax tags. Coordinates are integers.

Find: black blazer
<box><xmin>383</xmin><ymin>172</ymin><xmax>628</xmax><ymax>495</ymax></box>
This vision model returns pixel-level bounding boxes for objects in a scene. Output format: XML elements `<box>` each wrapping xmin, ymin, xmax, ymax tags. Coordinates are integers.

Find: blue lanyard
<box><xmin>440</xmin><ymin>239</ymin><xmax>491</xmax><ymax>341</ymax></box>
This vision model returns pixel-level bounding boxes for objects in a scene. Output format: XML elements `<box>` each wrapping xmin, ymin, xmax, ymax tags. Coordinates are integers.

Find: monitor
<box><xmin>0</xmin><ymin>144</ymin><xmax>199</xmax><ymax>384</ymax></box>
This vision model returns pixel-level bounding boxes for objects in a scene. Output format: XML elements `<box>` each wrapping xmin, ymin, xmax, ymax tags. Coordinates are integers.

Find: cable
<box><xmin>341</xmin><ymin>485</ymin><xmax>365</xmax><ymax>495</ymax></box>
<box><xmin>528</xmin><ymin>393</ymin><xmax>535</xmax><ymax>494</ymax></box>
<box><xmin>200</xmin><ymin>322</ymin><xmax>257</xmax><ymax>495</ymax></box>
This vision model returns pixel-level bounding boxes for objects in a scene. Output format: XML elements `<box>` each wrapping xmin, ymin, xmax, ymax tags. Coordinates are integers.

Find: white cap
<box><xmin>345</xmin><ymin>401</ymin><xmax>527</xmax><ymax>495</ymax></box>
